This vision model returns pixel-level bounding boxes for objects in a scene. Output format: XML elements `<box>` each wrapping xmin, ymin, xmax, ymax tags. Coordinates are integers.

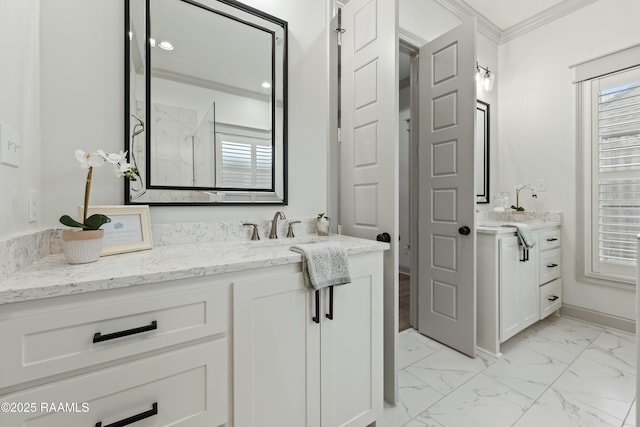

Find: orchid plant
<box><xmin>59</xmin><ymin>149</ymin><xmax>138</xmax><ymax>230</ymax></box>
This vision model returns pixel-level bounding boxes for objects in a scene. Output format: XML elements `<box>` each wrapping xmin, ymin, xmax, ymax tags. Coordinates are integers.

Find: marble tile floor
<box><xmin>384</xmin><ymin>315</ymin><xmax>637</xmax><ymax>427</ymax></box>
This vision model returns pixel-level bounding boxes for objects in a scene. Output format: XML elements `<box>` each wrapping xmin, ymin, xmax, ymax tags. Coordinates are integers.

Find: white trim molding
<box><xmin>561</xmin><ymin>304</ymin><xmax>635</xmax><ymax>334</ymax></box>
<box><xmin>431</xmin><ymin>0</ymin><xmax>501</xmax><ymax>43</ymax></box>
<box><xmin>434</xmin><ymin>0</ymin><xmax>598</xmax><ymax>45</ymax></box>
<box><xmin>500</xmin><ymin>0</ymin><xmax>599</xmax><ymax>43</ymax></box>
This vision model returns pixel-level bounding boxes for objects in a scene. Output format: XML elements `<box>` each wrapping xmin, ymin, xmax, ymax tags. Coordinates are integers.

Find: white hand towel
<box><xmin>290</xmin><ymin>242</ymin><xmax>352</xmax><ymax>289</ymax></box>
<box><xmin>513</xmin><ymin>223</ymin><xmax>536</xmax><ymax>249</ymax></box>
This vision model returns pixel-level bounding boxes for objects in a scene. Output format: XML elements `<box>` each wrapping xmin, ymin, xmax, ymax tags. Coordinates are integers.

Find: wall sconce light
<box><xmin>476</xmin><ymin>62</ymin><xmax>495</xmax><ymax>92</ymax></box>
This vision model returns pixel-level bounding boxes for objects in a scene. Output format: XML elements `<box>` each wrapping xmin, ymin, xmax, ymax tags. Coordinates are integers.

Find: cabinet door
<box><xmin>499</xmin><ymin>236</ymin><xmax>538</xmax><ymax>343</ymax></box>
<box><xmin>320</xmin><ymin>255</ymin><xmax>383</xmax><ymax>427</ymax></box>
<box><xmin>234</xmin><ymin>265</ymin><xmax>320</xmax><ymax>427</ymax></box>
<box><xmin>520</xmin><ymin>243</ymin><xmax>539</xmax><ymax>330</ymax></box>
<box><xmin>499</xmin><ymin>236</ymin><xmax>523</xmax><ymax>342</ymax></box>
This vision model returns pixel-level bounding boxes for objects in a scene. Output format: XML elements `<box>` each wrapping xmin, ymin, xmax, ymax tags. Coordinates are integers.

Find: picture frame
<box><xmin>78</xmin><ymin>205</ymin><xmax>153</xmax><ymax>256</ymax></box>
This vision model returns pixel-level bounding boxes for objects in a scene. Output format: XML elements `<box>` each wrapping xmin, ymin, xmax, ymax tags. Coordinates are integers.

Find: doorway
<box><xmin>398</xmin><ymin>41</ymin><xmax>418</xmax><ymax>333</ymax></box>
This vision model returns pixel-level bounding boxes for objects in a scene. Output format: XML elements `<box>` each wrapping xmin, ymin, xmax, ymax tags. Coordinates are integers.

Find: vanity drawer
<box><xmin>540</xmin><ymin>279</ymin><xmax>562</xmax><ymax>319</ymax></box>
<box><xmin>0</xmin><ymin>339</ymin><xmax>227</xmax><ymax>426</ymax></box>
<box><xmin>0</xmin><ymin>279</ymin><xmax>229</xmax><ymax>389</ymax></box>
<box><xmin>539</xmin><ymin>229</ymin><xmax>561</xmax><ymax>251</ymax></box>
<box><xmin>539</xmin><ymin>248</ymin><xmax>561</xmax><ymax>285</ymax></box>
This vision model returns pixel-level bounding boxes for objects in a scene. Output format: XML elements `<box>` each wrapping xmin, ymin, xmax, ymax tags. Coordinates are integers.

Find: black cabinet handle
<box><xmin>96</xmin><ymin>402</ymin><xmax>158</xmax><ymax>427</ymax></box>
<box><xmin>93</xmin><ymin>321</ymin><xmax>157</xmax><ymax>344</ymax></box>
<box><xmin>548</xmin><ymin>295</ymin><xmax>559</xmax><ymax>301</ymax></box>
<box><xmin>326</xmin><ymin>286</ymin><xmax>334</xmax><ymax>320</ymax></box>
<box><xmin>546</xmin><ymin>238</ymin><xmax>558</xmax><ymax>242</ymax></box>
<box><xmin>546</xmin><ymin>263</ymin><xmax>558</xmax><ymax>268</ymax></box>
<box><xmin>312</xmin><ymin>290</ymin><xmax>320</xmax><ymax>324</ymax></box>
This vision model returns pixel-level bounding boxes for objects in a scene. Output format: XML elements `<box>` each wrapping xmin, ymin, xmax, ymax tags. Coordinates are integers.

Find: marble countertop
<box><xmin>476</xmin><ymin>211</ymin><xmax>562</xmax><ymax>234</ymax></box>
<box><xmin>477</xmin><ymin>220</ymin><xmax>562</xmax><ymax>234</ymax></box>
<box><xmin>0</xmin><ymin>235</ymin><xmax>389</xmax><ymax>305</ymax></box>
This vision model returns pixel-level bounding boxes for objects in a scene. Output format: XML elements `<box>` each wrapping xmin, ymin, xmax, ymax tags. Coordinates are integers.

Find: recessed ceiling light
<box><xmin>262</xmin><ymin>82</ymin><xmax>271</xmax><ymax>89</ymax></box>
<box><xmin>158</xmin><ymin>40</ymin><xmax>174</xmax><ymax>51</ymax></box>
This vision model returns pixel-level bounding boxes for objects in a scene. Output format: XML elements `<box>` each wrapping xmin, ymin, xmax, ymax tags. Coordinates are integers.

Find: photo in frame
<box><xmin>78</xmin><ymin>205</ymin><xmax>153</xmax><ymax>256</ymax></box>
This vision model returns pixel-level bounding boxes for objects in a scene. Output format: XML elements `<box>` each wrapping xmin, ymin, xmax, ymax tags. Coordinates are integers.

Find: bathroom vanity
<box><xmin>476</xmin><ymin>213</ymin><xmax>562</xmax><ymax>356</ymax></box>
<box><xmin>0</xmin><ymin>234</ymin><xmax>387</xmax><ymax>427</ymax></box>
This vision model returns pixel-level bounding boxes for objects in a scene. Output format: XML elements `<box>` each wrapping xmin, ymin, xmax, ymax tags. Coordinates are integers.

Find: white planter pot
<box><xmin>316</xmin><ymin>218</ymin><xmax>330</xmax><ymax>236</ymax></box>
<box><xmin>62</xmin><ymin>229</ymin><xmax>104</xmax><ymax>264</ymax></box>
<box><xmin>511</xmin><ymin>211</ymin><xmax>526</xmax><ymax>222</ymax></box>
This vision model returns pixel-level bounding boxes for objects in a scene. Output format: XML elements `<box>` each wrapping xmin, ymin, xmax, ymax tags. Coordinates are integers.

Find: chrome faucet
<box><xmin>269</xmin><ymin>211</ymin><xmax>287</xmax><ymax>239</ymax></box>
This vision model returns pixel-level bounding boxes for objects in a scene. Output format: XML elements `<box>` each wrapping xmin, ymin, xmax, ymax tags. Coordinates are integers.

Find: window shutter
<box><xmin>597</xmin><ymin>78</ymin><xmax>640</xmax><ymax>266</ymax></box>
<box><xmin>219</xmin><ymin>140</ymin><xmax>273</xmax><ymax>188</ymax></box>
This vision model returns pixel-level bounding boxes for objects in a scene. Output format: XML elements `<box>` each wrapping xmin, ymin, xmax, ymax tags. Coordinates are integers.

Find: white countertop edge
<box><xmin>0</xmin><ymin>235</ymin><xmax>388</xmax><ymax>305</ymax></box>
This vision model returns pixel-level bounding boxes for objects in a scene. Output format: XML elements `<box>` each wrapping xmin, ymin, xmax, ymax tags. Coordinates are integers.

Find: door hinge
<box><xmin>335</xmin><ymin>27</ymin><xmax>346</xmax><ymax>46</ymax></box>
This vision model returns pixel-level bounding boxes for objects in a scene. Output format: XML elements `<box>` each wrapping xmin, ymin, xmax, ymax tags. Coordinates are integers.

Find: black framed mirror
<box><xmin>125</xmin><ymin>0</ymin><xmax>287</xmax><ymax>205</ymax></box>
<box><xmin>476</xmin><ymin>100</ymin><xmax>490</xmax><ymax>204</ymax></box>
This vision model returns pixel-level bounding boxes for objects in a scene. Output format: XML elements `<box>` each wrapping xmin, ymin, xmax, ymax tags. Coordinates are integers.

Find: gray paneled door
<box><xmin>418</xmin><ymin>20</ymin><xmax>477</xmax><ymax>357</ymax></box>
<box><xmin>340</xmin><ymin>0</ymin><xmax>399</xmax><ymax>403</ymax></box>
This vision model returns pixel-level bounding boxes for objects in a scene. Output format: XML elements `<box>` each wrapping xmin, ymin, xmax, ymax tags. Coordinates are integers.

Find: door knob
<box><xmin>458</xmin><ymin>226</ymin><xmax>471</xmax><ymax>235</ymax></box>
<box><xmin>376</xmin><ymin>232</ymin><xmax>391</xmax><ymax>243</ymax></box>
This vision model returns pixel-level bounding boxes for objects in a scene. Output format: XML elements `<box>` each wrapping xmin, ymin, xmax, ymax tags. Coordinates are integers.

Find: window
<box><xmin>217</xmin><ymin>134</ymin><xmax>273</xmax><ymax>189</ymax></box>
<box><xmin>578</xmin><ymin>63</ymin><xmax>640</xmax><ymax>284</ymax></box>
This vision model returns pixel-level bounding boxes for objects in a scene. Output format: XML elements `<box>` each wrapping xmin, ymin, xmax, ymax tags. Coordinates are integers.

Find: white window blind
<box><xmin>588</xmin><ymin>67</ymin><xmax>640</xmax><ymax>282</ymax></box>
<box><xmin>219</xmin><ymin>139</ymin><xmax>272</xmax><ymax>189</ymax></box>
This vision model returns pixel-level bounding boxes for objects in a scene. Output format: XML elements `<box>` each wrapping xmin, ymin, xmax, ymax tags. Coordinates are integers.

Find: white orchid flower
<box><xmin>97</xmin><ymin>149</ymin><xmax>128</xmax><ymax>165</ymax></box>
<box><xmin>114</xmin><ymin>161</ymin><xmax>133</xmax><ymax>178</ymax></box>
<box><xmin>75</xmin><ymin>149</ymin><xmax>105</xmax><ymax>169</ymax></box>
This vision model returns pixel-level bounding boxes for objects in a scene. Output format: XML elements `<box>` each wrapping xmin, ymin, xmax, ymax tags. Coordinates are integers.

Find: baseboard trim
<box><xmin>560</xmin><ymin>304</ymin><xmax>635</xmax><ymax>334</ymax></box>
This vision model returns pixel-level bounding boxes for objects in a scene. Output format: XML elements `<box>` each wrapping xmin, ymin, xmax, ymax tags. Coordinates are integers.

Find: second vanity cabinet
<box><xmin>478</xmin><ymin>224</ymin><xmax>563</xmax><ymax>356</ymax></box>
<box><xmin>233</xmin><ymin>252</ymin><xmax>383</xmax><ymax>427</ymax></box>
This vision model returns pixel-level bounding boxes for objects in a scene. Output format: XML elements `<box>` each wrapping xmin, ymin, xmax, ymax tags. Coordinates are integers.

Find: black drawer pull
<box><xmin>546</xmin><ymin>263</ymin><xmax>558</xmax><ymax>268</ymax></box>
<box><xmin>93</xmin><ymin>321</ymin><xmax>158</xmax><ymax>343</ymax></box>
<box><xmin>547</xmin><ymin>295</ymin><xmax>559</xmax><ymax>302</ymax></box>
<box><xmin>546</xmin><ymin>238</ymin><xmax>558</xmax><ymax>242</ymax></box>
<box><xmin>326</xmin><ymin>286</ymin><xmax>334</xmax><ymax>320</ymax></box>
<box><xmin>312</xmin><ymin>290</ymin><xmax>320</xmax><ymax>324</ymax></box>
<box><xmin>96</xmin><ymin>402</ymin><xmax>158</xmax><ymax>427</ymax></box>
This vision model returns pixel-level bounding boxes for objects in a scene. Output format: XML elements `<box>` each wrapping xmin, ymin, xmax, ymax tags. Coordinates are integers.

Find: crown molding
<box><xmin>500</xmin><ymin>0</ymin><xmax>599</xmax><ymax>43</ymax></box>
<box><xmin>432</xmin><ymin>0</ymin><xmax>501</xmax><ymax>44</ymax></box>
<box><xmin>434</xmin><ymin>0</ymin><xmax>597</xmax><ymax>44</ymax></box>
<box><xmin>399</xmin><ymin>28</ymin><xmax>428</xmax><ymax>48</ymax></box>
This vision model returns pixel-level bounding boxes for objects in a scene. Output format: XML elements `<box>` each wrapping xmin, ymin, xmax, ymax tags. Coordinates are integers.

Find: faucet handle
<box><xmin>243</xmin><ymin>223</ymin><xmax>260</xmax><ymax>241</ymax></box>
<box><xmin>286</xmin><ymin>220</ymin><xmax>301</xmax><ymax>238</ymax></box>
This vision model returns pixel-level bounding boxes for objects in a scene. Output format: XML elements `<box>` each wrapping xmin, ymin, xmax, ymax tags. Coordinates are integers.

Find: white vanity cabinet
<box><xmin>0</xmin><ymin>235</ymin><xmax>386</xmax><ymax>427</ymax></box>
<box><xmin>0</xmin><ymin>276</ymin><xmax>231</xmax><ymax>426</ymax></box>
<box><xmin>477</xmin><ymin>224</ymin><xmax>563</xmax><ymax>356</ymax></box>
<box><xmin>233</xmin><ymin>251</ymin><xmax>383</xmax><ymax>427</ymax></box>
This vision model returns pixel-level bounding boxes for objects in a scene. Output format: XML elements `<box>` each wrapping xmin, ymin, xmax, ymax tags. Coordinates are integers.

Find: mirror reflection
<box><xmin>125</xmin><ymin>0</ymin><xmax>287</xmax><ymax>204</ymax></box>
<box><xmin>476</xmin><ymin>100</ymin><xmax>490</xmax><ymax>203</ymax></box>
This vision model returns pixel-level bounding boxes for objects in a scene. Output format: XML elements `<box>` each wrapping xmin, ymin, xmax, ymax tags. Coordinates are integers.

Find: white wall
<box><xmin>40</xmin><ymin>0</ymin><xmax>330</xmax><ymax>228</ymax></box>
<box><xmin>498</xmin><ymin>0</ymin><xmax>640</xmax><ymax>320</ymax></box>
<box><xmin>0</xmin><ymin>0</ymin><xmax>41</xmax><ymax>239</ymax></box>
